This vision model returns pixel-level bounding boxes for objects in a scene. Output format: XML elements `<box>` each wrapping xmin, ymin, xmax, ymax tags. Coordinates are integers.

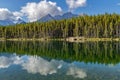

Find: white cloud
<box><xmin>66</xmin><ymin>0</ymin><xmax>86</xmax><ymax>10</ymax></box>
<box><xmin>0</xmin><ymin>56</ymin><xmax>12</xmax><ymax>68</ymax></box>
<box><xmin>0</xmin><ymin>8</ymin><xmax>13</xmax><ymax>20</ymax></box>
<box><xmin>22</xmin><ymin>56</ymin><xmax>63</xmax><ymax>75</ymax></box>
<box><xmin>66</xmin><ymin>66</ymin><xmax>87</xmax><ymax>79</ymax></box>
<box><xmin>0</xmin><ymin>8</ymin><xmax>22</xmax><ymax>20</ymax></box>
<box><xmin>21</xmin><ymin>0</ymin><xmax>63</xmax><ymax>22</ymax></box>
<box><xmin>0</xmin><ymin>54</ymin><xmax>63</xmax><ymax>75</ymax></box>
<box><xmin>0</xmin><ymin>54</ymin><xmax>87</xmax><ymax>79</ymax></box>
<box><xmin>0</xmin><ymin>54</ymin><xmax>23</xmax><ymax>68</ymax></box>
<box><xmin>13</xmin><ymin>11</ymin><xmax>23</xmax><ymax>20</ymax></box>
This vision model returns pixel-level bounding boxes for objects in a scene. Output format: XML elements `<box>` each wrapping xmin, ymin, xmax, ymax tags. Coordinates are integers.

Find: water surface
<box><xmin>0</xmin><ymin>41</ymin><xmax>120</xmax><ymax>80</ymax></box>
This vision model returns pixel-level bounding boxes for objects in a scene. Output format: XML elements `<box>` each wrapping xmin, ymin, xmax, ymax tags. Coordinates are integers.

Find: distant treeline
<box><xmin>0</xmin><ymin>13</ymin><xmax>120</xmax><ymax>39</ymax></box>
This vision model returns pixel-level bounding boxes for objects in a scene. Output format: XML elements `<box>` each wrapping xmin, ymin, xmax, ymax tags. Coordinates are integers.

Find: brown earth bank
<box><xmin>0</xmin><ymin>37</ymin><xmax>120</xmax><ymax>42</ymax></box>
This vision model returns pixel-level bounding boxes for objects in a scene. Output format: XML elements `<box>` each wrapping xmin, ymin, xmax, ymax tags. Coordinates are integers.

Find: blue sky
<box><xmin>0</xmin><ymin>0</ymin><xmax>120</xmax><ymax>22</ymax></box>
<box><xmin>0</xmin><ymin>0</ymin><xmax>120</xmax><ymax>14</ymax></box>
<box><xmin>0</xmin><ymin>0</ymin><xmax>40</xmax><ymax>11</ymax></box>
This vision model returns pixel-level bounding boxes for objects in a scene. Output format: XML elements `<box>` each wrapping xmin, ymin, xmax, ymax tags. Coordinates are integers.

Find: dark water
<box><xmin>0</xmin><ymin>41</ymin><xmax>120</xmax><ymax>80</ymax></box>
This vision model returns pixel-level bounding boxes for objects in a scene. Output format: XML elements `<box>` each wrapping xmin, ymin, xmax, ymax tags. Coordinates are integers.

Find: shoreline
<box><xmin>0</xmin><ymin>37</ymin><xmax>120</xmax><ymax>42</ymax></box>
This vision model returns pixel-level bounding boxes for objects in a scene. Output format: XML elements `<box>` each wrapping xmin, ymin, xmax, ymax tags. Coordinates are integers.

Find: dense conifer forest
<box><xmin>0</xmin><ymin>13</ymin><xmax>120</xmax><ymax>39</ymax></box>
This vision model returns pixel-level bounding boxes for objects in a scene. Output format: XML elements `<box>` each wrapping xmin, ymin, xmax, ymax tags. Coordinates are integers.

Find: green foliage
<box><xmin>0</xmin><ymin>13</ymin><xmax>120</xmax><ymax>38</ymax></box>
<box><xmin>0</xmin><ymin>41</ymin><xmax>120</xmax><ymax>65</ymax></box>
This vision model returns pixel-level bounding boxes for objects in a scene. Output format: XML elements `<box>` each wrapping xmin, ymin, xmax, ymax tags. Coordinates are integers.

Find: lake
<box><xmin>0</xmin><ymin>41</ymin><xmax>120</xmax><ymax>80</ymax></box>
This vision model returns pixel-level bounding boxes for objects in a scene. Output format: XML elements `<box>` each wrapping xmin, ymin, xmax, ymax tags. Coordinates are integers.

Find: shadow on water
<box><xmin>0</xmin><ymin>41</ymin><xmax>120</xmax><ymax>65</ymax></box>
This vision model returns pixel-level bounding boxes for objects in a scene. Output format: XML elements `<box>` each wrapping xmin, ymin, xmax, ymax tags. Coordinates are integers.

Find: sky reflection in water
<box><xmin>0</xmin><ymin>54</ymin><xmax>87</xmax><ymax>79</ymax></box>
<box><xmin>0</xmin><ymin>41</ymin><xmax>120</xmax><ymax>80</ymax></box>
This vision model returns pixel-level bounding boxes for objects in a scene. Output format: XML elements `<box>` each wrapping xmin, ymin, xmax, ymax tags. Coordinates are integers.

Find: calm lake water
<box><xmin>0</xmin><ymin>41</ymin><xmax>120</xmax><ymax>80</ymax></box>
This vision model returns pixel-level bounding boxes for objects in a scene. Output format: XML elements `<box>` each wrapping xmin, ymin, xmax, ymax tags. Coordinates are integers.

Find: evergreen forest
<box><xmin>0</xmin><ymin>13</ymin><xmax>120</xmax><ymax>39</ymax></box>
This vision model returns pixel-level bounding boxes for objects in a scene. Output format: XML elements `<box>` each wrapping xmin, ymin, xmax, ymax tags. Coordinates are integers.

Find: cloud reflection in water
<box><xmin>22</xmin><ymin>56</ymin><xmax>63</xmax><ymax>75</ymax></box>
<box><xmin>67</xmin><ymin>66</ymin><xmax>87</xmax><ymax>79</ymax></box>
<box><xmin>0</xmin><ymin>54</ymin><xmax>23</xmax><ymax>68</ymax></box>
<box><xmin>0</xmin><ymin>54</ymin><xmax>87</xmax><ymax>79</ymax></box>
